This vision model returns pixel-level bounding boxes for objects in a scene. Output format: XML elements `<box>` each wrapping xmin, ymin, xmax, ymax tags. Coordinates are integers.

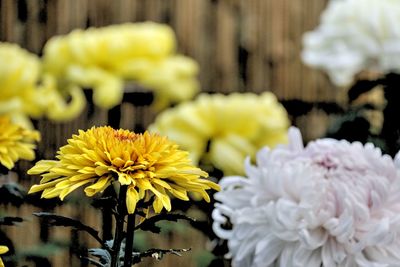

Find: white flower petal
<box><xmin>293</xmin><ymin>246</ymin><xmax>322</xmax><ymax>267</ymax></box>
<box><xmin>254</xmin><ymin>233</ymin><xmax>284</xmax><ymax>266</ymax></box>
<box><xmin>298</xmin><ymin>228</ymin><xmax>328</xmax><ymax>250</ymax></box>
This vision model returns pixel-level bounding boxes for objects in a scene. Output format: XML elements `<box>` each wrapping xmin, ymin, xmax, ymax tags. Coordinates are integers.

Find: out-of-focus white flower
<box><xmin>213</xmin><ymin>127</ymin><xmax>400</xmax><ymax>267</ymax></box>
<box><xmin>149</xmin><ymin>92</ymin><xmax>289</xmax><ymax>175</ymax></box>
<box><xmin>301</xmin><ymin>0</ymin><xmax>400</xmax><ymax>86</ymax></box>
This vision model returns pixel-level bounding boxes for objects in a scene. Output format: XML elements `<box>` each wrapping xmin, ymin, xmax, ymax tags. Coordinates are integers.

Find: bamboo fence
<box><xmin>0</xmin><ymin>0</ymin><xmax>347</xmax><ymax>266</ymax></box>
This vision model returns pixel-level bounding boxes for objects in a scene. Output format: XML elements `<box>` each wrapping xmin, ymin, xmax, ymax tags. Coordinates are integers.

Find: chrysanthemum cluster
<box><xmin>42</xmin><ymin>22</ymin><xmax>200</xmax><ymax>110</ymax></box>
<box><xmin>301</xmin><ymin>0</ymin><xmax>400</xmax><ymax>86</ymax></box>
<box><xmin>0</xmin><ymin>42</ymin><xmax>84</xmax><ymax>128</ymax></box>
<box><xmin>28</xmin><ymin>126</ymin><xmax>219</xmax><ymax>214</ymax></box>
<box><xmin>0</xmin><ymin>116</ymin><xmax>40</xmax><ymax>170</ymax></box>
<box><xmin>213</xmin><ymin>127</ymin><xmax>400</xmax><ymax>267</ymax></box>
<box><xmin>149</xmin><ymin>92</ymin><xmax>289</xmax><ymax>175</ymax></box>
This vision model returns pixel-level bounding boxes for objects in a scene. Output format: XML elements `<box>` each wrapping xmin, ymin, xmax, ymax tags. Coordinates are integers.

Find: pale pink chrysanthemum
<box><xmin>213</xmin><ymin>127</ymin><xmax>400</xmax><ymax>267</ymax></box>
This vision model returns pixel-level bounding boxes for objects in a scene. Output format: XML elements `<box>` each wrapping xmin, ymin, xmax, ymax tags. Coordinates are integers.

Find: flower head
<box><xmin>28</xmin><ymin>126</ymin><xmax>219</xmax><ymax>214</ymax></box>
<box><xmin>149</xmin><ymin>92</ymin><xmax>289</xmax><ymax>175</ymax></box>
<box><xmin>42</xmin><ymin>22</ymin><xmax>199</xmax><ymax>110</ymax></box>
<box><xmin>213</xmin><ymin>127</ymin><xmax>400</xmax><ymax>266</ymax></box>
<box><xmin>0</xmin><ymin>246</ymin><xmax>8</xmax><ymax>267</ymax></box>
<box><xmin>0</xmin><ymin>115</ymin><xmax>40</xmax><ymax>170</ymax></box>
<box><xmin>301</xmin><ymin>0</ymin><xmax>400</xmax><ymax>86</ymax></box>
<box><xmin>138</xmin><ymin>55</ymin><xmax>200</xmax><ymax>110</ymax></box>
<box><xmin>0</xmin><ymin>42</ymin><xmax>84</xmax><ymax>128</ymax></box>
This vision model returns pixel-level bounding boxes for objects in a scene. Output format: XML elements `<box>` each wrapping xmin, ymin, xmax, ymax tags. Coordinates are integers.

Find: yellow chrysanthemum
<box><xmin>42</xmin><ymin>22</ymin><xmax>200</xmax><ymax>110</ymax></box>
<box><xmin>28</xmin><ymin>127</ymin><xmax>219</xmax><ymax>214</ymax></box>
<box><xmin>0</xmin><ymin>42</ymin><xmax>85</xmax><ymax>128</ymax></box>
<box><xmin>149</xmin><ymin>92</ymin><xmax>290</xmax><ymax>175</ymax></box>
<box><xmin>0</xmin><ymin>115</ymin><xmax>40</xmax><ymax>170</ymax></box>
<box><xmin>0</xmin><ymin>246</ymin><xmax>8</xmax><ymax>267</ymax></box>
<box><xmin>138</xmin><ymin>55</ymin><xmax>200</xmax><ymax>110</ymax></box>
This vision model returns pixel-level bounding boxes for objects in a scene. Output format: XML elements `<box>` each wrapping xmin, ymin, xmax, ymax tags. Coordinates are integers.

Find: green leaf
<box><xmin>135</xmin><ymin>213</ymin><xmax>196</xmax><ymax>234</ymax></box>
<box><xmin>0</xmin><ymin>183</ymin><xmax>26</xmax><ymax>206</ymax></box>
<box><xmin>0</xmin><ymin>216</ymin><xmax>23</xmax><ymax>226</ymax></box>
<box><xmin>33</xmin><ymin>212</ymin><xmax>103</xmax><ymax>245</ymax></box>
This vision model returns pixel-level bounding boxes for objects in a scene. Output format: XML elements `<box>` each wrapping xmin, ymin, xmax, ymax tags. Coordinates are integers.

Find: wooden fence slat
<box><xmin>1</xmin><ymin>0</ymin><xmax>16</xmax><ymax>42</ymax></box>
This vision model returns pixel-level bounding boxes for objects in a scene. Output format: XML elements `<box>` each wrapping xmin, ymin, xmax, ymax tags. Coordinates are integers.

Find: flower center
<box><xmin>113</xmin><ymin>130</ymin><xmax>138</xmax><ymax>142</ymax></box>
<box><xmin>315</xmin><ymin>155</ymin><xmax>338</xmax><ymax>170</ymax></box>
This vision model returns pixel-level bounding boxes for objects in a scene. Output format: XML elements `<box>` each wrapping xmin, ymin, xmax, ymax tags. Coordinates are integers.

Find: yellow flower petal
<box><xmin>84</xmin><ymin>176</ymin><xmax>111</xmax><ymax>197</ymax></box>
<box><xmin>153</xmin><ymin>184</ymin><xmax>171</xmax><ymax>211</ymax></box>
<box><xmin>28</xmin><ymin>178</ymin><xmax>66</xmax><ymax>194</ymax></box>
<box><xmin>153</xmin><ymin>197</ymin><xmax>163</xmax><ymax>213</ymax></box>
<box><xmin>42</xmin><ymin>188</ymin><xmax>63</xmax><ymax>199</ymax></box>
<box><xmin>0</xmin><ymin>245</ymin><xmax>8</xmax><ymax>267</ymax></box>
<box><xmin>151</xmin><ymin>178</ymin><xmax>172</xmax><ymax>190</ymax></box>
<box><xmin>170</xmin><ymin>187</ymin><xmax>189</xmax><ymax>201</ymax></box>
<box><xmin>126</xmin><ymin>186</ymin><xmax>139</xmax><ymax>214</ymax></box>
<box><xmin>0</xmin><ymin>154</ymin><xmax>13</xmax><ymax>170</ymax></box>
<box><xmin>0</xmin><ymin>246</ymin><xmax>8</xmax><ymax>254</ymax></box>
<box><xmin>59</xmin><ymin>179</ymin><xmax>95</xmax><ymax>200</ymax></box>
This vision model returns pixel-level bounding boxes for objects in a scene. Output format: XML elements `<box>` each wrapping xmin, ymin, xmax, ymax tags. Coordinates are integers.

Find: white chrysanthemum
<box><xmin>213</xmin><ymin>127</ymin><xmax>400</xmax><ymax>267</ymax></box>
<box><xmin>301</xmin><ymin>0</ymin><xmax>400</xmax><ymax>86</ymax></box>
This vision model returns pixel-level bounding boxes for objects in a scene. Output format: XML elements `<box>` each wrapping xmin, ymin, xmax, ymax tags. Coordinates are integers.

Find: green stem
<box><xmin>124</xmin><ymin>213</ymin><xmax>136</xmax><ymax>266</ymax></box>
<box><xmin>110</xmin><ymin>185</ymin><xmax>127</xmax><ymax>267</ymax></box>
<box><xmin>101</xmin><ymin>186</ymin><xmax>115</xmax><ymax>241</ymax></box>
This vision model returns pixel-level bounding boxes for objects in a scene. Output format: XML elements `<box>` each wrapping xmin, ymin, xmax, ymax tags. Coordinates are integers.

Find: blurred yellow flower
<box><xmin>0</xmin><ymin>115</ymin><xmax>40</xmax><ymax>170</ymax></box>
<box><xmin>0</xmin><ymin>245</ymin><xmax>8</xmax><ymax>267</ymax></box>
<box><xmin>28</xmin><ymin>126</ymin><xmax>219</xmax><ymax>214</ymax></box>
<box><xmin>138</xmin><ymin>55</ymin><xmax>200</xmax><ymax>110</ymax></box>
<box><xmin>0</xmin><ymin>42</ymin><xmax>85</xmax><ymax>128</ymax></box>
<box><xmin>42</xmin><ymin>22</ymin><xmax>200</xmax><ymax>110</ymax></box>
<box><xmin>149</xmin><ymin>92</ymin><xmax>290</xmax><ymax>175</ymax></box>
